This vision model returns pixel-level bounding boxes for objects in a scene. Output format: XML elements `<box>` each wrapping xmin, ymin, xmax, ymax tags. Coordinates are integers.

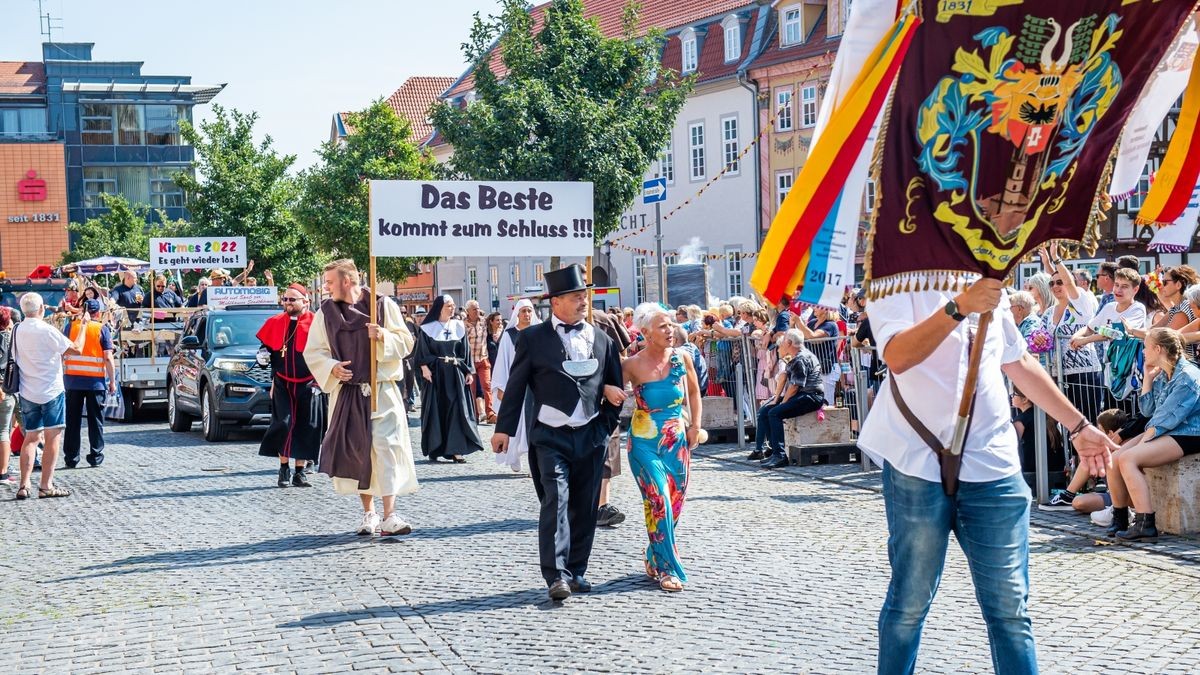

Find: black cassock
<box><xmin>413</xmin><ymin>324</ymin><xmax>483</xmax><ymax>460</ymax></box>
<box><xmin>257</xmin><ymin>315</ymin><xmax>323</xmax><ymax>462</ymax></box>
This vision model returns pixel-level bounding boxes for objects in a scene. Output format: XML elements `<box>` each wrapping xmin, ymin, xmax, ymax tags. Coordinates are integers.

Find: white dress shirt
<box><xmin>858</xmin><ymin>288</ymin><xmax>1028</xmax><ymax>483</ymax></box>
<box><xmin>537</xmin><ymin>315</ymin><xmax>598</xmax><ymax>428</ymax></box>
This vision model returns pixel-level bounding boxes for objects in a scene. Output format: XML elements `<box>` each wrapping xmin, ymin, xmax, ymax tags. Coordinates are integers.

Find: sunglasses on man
<box><xmin>282</xmin><ymin>297</ymin><xmax>305</xmax><ymax>303</ymax></box>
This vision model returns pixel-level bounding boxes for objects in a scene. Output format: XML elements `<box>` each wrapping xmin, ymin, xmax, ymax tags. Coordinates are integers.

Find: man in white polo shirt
<box><xmin>13</xmin><ymin>292</ymin><xmax>84</xmax><ymax>500</ymax></box>
<box><xmin>858</xmin><ymin>277</ymin><xmax>1116</xmax><ymax>674</ymax></box>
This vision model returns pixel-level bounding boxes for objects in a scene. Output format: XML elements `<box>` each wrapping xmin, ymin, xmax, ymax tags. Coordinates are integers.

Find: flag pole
<box><xmin>949</xmin><ymin>309</ymin><xmax>992</xmax><ymax>458</ymax></box>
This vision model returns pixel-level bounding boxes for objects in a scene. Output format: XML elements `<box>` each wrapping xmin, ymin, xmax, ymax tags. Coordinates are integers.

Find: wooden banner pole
<box><xmin>585</xmin><ymin>256</ymin><xmax>593</xmax><ymax>323</ymax></box>
<box><xmin>369</xmin><ymin>247</ymin><xmax>379</xmax><ymax>414</ymax></box>
<box><xmin>149</xmin><ymin>270</ymin><xmax>156</xmax><ymax>366</ymax></box>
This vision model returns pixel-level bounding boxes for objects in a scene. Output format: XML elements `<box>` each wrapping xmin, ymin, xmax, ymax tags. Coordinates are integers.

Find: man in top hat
<box><xmin>257</xmin><ymin>283</ymin><xmax>322</xmax><ymax>488</ymax></box>
<box><xmin>492</xmin><ymin>264</ymin><xmax>626</xmax><ymax>601</ymax></box>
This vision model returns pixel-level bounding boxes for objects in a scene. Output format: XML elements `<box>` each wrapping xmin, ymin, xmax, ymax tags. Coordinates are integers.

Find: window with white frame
<box><xmin>721</xmin><ymin>115</ymin><xmax>739</xmax><ymax>175</ymax></box>
<box><xmin>664</xmin><ymin>253</ymin><xmax>679</xmax><ymax>267</ymax></box>
<box><xmin>467</xmin><ymin>267</ymin><xmax>478</xmax><ymax>302</ymax></box>
<box><xmin>726</xmin><ymin>248</ymin><xmax>744</xmax><ymax>297</ymax></box>
<box><xmin>776</xmin><ymin>88</ymin><xmax>794</xmax><ymax>132</ymax></box>
<box><xmin>782</xmin><ymin>6</ymin><xmax>803</xmax><ymax>46</ymax></box>
<box><xmin>510</xmin><ymin>262</ymin><xmax>521</xmax><ymax>292</ymax></box>
<box><xmin>659</xmin><ymin>135</ymin><xmax>675</xmax><ymax>184</ymax></box>
<box><xmin>534</xmin><ymin>262</ymin><xmax>545</xmax><ymax>282</ymax></box>
<box><xmin>489</xmin><ymin>265</ymin><xmax>499</xmax><ymax>306</ymax></box>
<box><xmin>689</xmin><ymin>122</ymin><xmax>706</xmax><ymax>180</ymax></box>
<box><xmin>681</xmin><ymin>29</ymin><xmax>698</xmax><ymax>73</ymax></box>
<box><xmin>1125</xmin><ymin>169</ymin><xmax>1152</xmax><ymax>212</ymax></box>
<box><xmin>776</xmin><ymin>170</ymin><xmax>794</xmax><ymax>207</ymax></box>
<box><xmin>634</xmin><ymin>255</ymin><xmax>648</xmax><ymax>304</ymax></box>
<box><xmin>801</xmin><ymin>85</ymin><xmax>818</xmax><ymax>128</ymax></box>
<box><xmin>863</xmin><ymin>178</ymin><xmax>877</xmax><ymax>214</ymax></box>
<box><xmin>723</xmin><ymin>16</ymin><xmax>741</xmax><ymax>62</ymax></box>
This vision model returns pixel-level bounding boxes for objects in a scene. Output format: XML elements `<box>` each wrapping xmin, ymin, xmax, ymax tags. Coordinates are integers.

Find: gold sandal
<box><xmin>659</xmin><ymin>575</ymin><xmax>684</xmax><ymax>593</ymax></box>
<box><xmin>38</xmin><ymin>485</ymin><xmax>70</xmax><ymax>498</ymax></box>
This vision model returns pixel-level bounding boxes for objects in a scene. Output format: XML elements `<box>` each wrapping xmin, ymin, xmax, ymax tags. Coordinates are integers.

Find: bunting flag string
<box><xmin>604</xmin><ymin>240</ymin><xmax>761</xmax><ymax>260</ymax></box>
<box><xmin>604</xmin><ymin>54</ymin><xmax>837</xmax><ymax>252</ymax></box>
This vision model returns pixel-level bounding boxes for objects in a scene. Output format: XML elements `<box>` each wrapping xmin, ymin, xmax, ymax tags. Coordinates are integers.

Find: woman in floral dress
<box><xmin>623</xmin><ymin>303</ymin><xmax>702</xmax><ymax>592</ymax></box>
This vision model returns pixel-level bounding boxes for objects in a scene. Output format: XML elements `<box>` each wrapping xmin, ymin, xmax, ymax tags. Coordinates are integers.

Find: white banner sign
<box><xmin>369</xmin><ymin>180</ymin><xmax>595</xmax><ymax>257</ymax></box>
<box><xmin>150</xmin><ymin>237</ymin><xmax>247</xmax><ymax>270</ymax></box>
<box><xmin>208</xmin><ymin>285</ymin><xmax>277</xmax><ymax>308</ymax></box>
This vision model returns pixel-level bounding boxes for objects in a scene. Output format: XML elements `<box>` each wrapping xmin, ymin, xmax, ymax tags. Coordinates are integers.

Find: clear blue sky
<box><xmin>1</xmin><ymin>0</ymin><xmax>500</xmax><ymax>169</ymax></box>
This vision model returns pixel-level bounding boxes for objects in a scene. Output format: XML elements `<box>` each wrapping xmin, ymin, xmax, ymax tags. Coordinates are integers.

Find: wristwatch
<box><xmin>944</xmin><ymin>300</ymin><xmax>967</xmax><ymax>322</ymax></box>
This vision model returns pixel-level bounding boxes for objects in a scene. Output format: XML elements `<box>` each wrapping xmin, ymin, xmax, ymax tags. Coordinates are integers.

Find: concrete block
<box><xmin>1145</xmin><ymin>454</ymin><xmax>1200</xmax><ymax>535</ymax></box>
<box><xmin>783</xmin><ymin>406</ymin><xmax>851</xmax><ymax>449</ymax></box>
<box><xmin>701</xmin><ymin>396</ymin><xmax>737</xmax><ymax>429</ymax></box>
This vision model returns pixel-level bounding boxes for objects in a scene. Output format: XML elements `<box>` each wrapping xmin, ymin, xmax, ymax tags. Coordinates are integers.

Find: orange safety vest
<box><xmin>64</xmin><ymin>321</ymin><xmax>106</xmax><ymax>379</ymax></box>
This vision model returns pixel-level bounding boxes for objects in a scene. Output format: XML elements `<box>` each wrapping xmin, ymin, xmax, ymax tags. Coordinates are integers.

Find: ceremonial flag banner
<box><xmin>369</xmin><ymin>180</ymin><xmax>595</xmax><ymax>257</ymax></box>
<box><xmin>1149</xmin><ymin>179</ymin><xmax>1200</xmax><ymax>253</ymax></box>
<box><xmin>753</xmin><ymin>0</ymin><xmax>1200</xmax><ymax>305</ymax></box>
<box><xmin>150</xmin><ymin>237</ymin><xmax>247</xmax><ymax>270</ymax></box>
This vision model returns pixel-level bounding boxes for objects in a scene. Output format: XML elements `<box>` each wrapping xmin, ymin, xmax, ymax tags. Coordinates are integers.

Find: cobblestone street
<box><xmin>4</xmin><ymin>418</ymin><xmax>1200</xmax><ymax>673</ymax></box>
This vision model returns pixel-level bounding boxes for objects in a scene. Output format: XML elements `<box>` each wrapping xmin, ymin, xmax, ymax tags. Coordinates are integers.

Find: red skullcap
<box><xmin>288</xmin><ymin>283</ymin><xmax>309</xmax><ymax>297</ymax></box>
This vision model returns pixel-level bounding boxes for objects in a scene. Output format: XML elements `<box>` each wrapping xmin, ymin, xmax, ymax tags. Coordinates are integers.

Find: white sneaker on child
<box><xmin>1091</xmin><ymin>505</ymin><xmax>1114</xmax><ymax>528</ymax></box>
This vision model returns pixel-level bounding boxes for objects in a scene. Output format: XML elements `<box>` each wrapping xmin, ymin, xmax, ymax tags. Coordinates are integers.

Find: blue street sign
<box><xmin>642</xmin><ymin>177</ymin><xmax>667</xmax><ymax>204</ymax></box>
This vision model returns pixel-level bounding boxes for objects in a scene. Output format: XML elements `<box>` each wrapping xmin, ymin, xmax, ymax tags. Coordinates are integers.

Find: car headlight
<box><xmin>213</xmin><ymin>358</ymin><xmax>252</xmax><ymax>372</ymax></box>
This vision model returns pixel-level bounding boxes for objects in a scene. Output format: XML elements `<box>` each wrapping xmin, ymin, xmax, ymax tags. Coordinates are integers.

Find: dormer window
<box><xmin>681</xmin><ymin>28</ymin><xmax>698</xmax><ymax>73</ymax></box>
<box><xmin>722</xmin><ymin>15</ymin><xmax>742</xmax><ymax>63</ymax></box>
<box><xmin>782</xmin><ymin>5</ymin><xmax>803</xmax><ymax>46</ymax></box>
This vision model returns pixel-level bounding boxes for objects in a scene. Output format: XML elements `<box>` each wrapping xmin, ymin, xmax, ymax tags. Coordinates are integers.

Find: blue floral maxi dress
<box><xmin>629</xmin><ymin>352</ymin><xmax>691</xmax><ymax>582</ymax></box>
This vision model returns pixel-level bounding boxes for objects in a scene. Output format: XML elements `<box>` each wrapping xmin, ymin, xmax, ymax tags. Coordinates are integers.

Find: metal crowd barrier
<box><xmin>694</xmin><ymin>332</ymin><xmax>880</xmax><ymax>470</ymax></box>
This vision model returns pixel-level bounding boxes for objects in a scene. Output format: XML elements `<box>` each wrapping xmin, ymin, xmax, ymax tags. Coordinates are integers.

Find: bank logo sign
<box><xmin>17</xmin><ymin>170</ymin><xmax>47</xmax><ymax>202</ymax></box>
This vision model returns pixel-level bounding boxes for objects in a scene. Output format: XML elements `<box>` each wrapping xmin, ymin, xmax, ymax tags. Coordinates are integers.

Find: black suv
<box><xmin>167</xmin><ymin>305</ymin><xmax>277</xmax><ymax>441</ymax></box>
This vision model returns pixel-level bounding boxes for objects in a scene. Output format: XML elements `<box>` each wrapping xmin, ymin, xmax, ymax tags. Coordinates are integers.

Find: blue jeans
<box><xmin>878</xmin><ymin>463</ymin><xmax>1037</xmax><ymax>675</ymax></box>
<box><xmin>755</xmin><ymin>393</ymin><xmax>823</xmax><ymax>453</ymax></box>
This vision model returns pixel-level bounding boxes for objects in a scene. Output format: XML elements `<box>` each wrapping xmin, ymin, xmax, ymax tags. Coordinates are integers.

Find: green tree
<box><xmin>176</xmin><ymin>104</ymin><xmax>322</xmax><ymax>285</ymax></box>
<box><xmin>429</xmin><ymin>0</ymin><xmax>691</xmax><ymax>241</ymax></box>
<box><xmin>60</xmin><ymin>194</ymin><xmax>182</xmax><ymax>265</ymax></box>
<box><xmin>296</xmin><ymin>100</ymin><xmax>437</xmax><ymax>282</ymax></box>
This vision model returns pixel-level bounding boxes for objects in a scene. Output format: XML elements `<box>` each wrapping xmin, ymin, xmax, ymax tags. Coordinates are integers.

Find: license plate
<box><xmin>145</xmin><ymin>389</ymin><xmax>165</xmax><ymax>398</ymax></box>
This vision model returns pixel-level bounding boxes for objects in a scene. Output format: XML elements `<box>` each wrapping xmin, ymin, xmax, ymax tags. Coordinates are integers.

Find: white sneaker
<box><xmin>1091</xmin><ymin>505</ymin><xmax>1114</xmax><ymax>528</ymax></box>
<box><xmin>380</xmin><ymin>512</ymin><xmax>412</xmax><ymax>537</ymax></box>
<box><xmin>357</xmin><ymin>511</ymin><xmax>381</xmax><ymax>536</ymax></box>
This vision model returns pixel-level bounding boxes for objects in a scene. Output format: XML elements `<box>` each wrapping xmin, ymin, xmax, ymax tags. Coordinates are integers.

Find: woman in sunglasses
<box><xmin>1038</xmin><ymin>245</ymin><xmax>1104</xmax><ymax>423</ymax></box>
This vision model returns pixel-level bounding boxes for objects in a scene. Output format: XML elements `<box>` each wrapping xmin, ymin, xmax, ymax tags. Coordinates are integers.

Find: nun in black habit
<box><xmin>413</xmin><ymin>295</ymin><xmax>484</xmax><ymax>462</ymax></box>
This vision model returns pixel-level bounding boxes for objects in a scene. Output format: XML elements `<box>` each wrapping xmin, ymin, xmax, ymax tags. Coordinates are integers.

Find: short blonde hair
<box><xmin>324</xmin><ymin>258</ymin><xmax>360</xmax><ymax>284</ymax></box>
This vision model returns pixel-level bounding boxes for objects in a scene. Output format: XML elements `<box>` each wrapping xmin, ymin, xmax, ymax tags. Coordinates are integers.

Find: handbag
<box><xmin>3</xmin><ymin>325</ymin><xmax>20</xmax><ymax>396</ymax></box>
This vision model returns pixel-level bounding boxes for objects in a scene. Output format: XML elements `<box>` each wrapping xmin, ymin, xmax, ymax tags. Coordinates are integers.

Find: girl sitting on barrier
<box><xmin>1105</xmin><ymin>328</ymin><xmax>1200</xmax><ymax>540</ymax></box>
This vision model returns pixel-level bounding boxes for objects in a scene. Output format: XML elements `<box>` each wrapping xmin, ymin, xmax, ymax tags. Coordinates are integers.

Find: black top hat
<box><xmin>543</xmin><ymin>264</ymin><xmax>593</xmax><ymax>298</ymax></box>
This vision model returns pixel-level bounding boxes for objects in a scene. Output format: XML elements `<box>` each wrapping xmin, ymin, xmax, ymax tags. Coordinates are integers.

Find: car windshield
<box><xmin>207</xmin><ymin>312</ymin><xmax>272</xmax><ymax>349</ymax></box>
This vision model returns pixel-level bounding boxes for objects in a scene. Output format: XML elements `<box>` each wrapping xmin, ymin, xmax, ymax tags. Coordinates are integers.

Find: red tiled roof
<box><xmin>751</xmin><ymin>8</ymin><xmax>839</xmax><ymax>71</ymax></box>
<box><xmin>0</xmin><ymin>62</ymin><xmax>46</xmax><ymax>96</ymax></box>
<box><xmin>384</xmin><ymin>76</ymin><xmax>456</xmax><ymax>145</ymax></box>
<box><xmin>338</xmin><ymin>76</ymin><xmax>455</xmax><ymax>145</ymax></box>
<box><xmin>444</xmin><ymin>0</ymin><xmax>757</xmax><ymax>98</ymax></box>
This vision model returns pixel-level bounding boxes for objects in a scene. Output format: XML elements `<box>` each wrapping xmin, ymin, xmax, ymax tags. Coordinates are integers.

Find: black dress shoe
<box><xmin>292</xmin><ymin>466</ymin><xmax>312</xmax><ymax>487</ymax></box>
<box><xmin>548</xmin><ymin>579</ymin><xmax>572</xmax><ymax>601</ymax></box>
<box><xmin>86</xmin><ymin>452</ymin><xmax>103</xmax><ymax>467</ymax></box>
<box><xmin>277</xmin><ymin>465</ymin><xmax>292</xmax><ymax>488</ymax></box>
<box><xmin>569</xmin><ymin>577</ymin><xmax>592</xmax><ymax>593</ymax></box>
<box><xmin>762</xmin><ymin>452</ymin><xmax>790</xmax><ymax>470</ymax></box>
<box><xmin>746</xmin><ymin>450</ymin><xmax>765</xmax><ymax>461</ymax></box>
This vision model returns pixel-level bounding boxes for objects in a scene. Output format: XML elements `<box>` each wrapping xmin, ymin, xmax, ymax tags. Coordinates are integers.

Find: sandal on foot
<box><xmin>644</xmin><ymin>561</ymin><xmax>659</xmax><ymax>580</ymax></box>
<box><xmin>659</xmin><ymin>575</ymin><xmax>684</xmax><ymax>593</ymax></box>
<box><xmin>38</xmin><ymin>485</ymin><xmax>70</xmax><ymax>498</ymax></box>
<box><xmin>15</xmin><ymin>486</ymin><xmax>30</xmax><ymax>500</ymax></box>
